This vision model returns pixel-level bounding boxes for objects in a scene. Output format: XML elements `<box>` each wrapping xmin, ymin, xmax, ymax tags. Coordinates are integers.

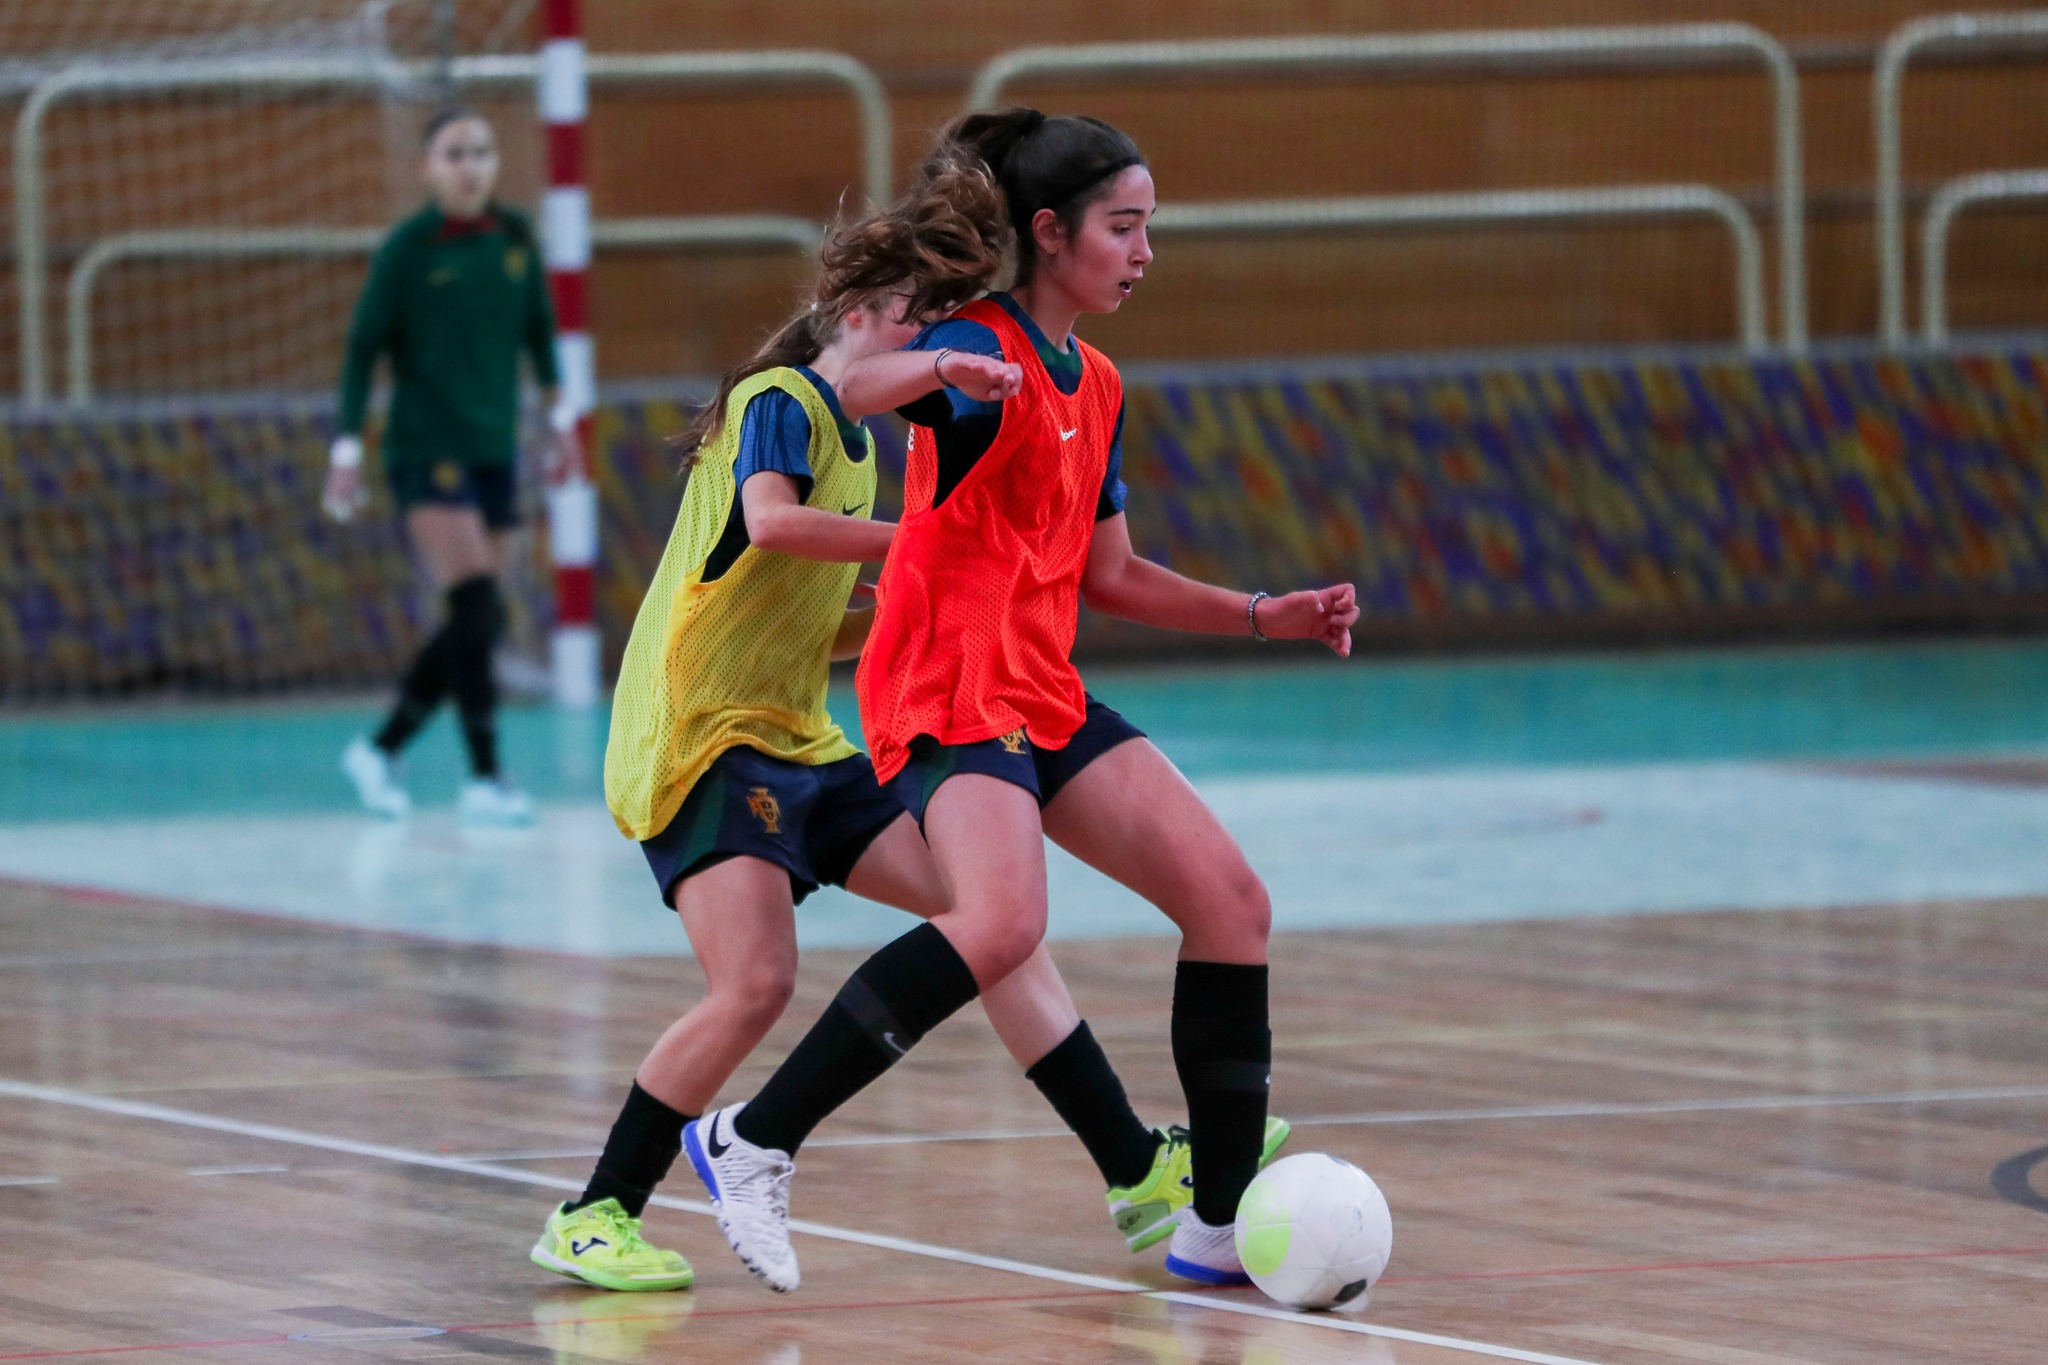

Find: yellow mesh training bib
<box><xmin>605</xmin><ymin>368</ymin><xmax>876</xmax><ymax>840</ymax></box>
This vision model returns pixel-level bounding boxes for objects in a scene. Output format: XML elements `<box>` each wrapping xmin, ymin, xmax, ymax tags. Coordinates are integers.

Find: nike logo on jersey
<box><xmin>706</xmin><ymin>1115</ymin><xmax>733</xmax><ymax>1159</ymax></box>
<box><xmin>1059</xmin><ymin>427</ymin><xmax>1079</xmax><ymax>441</ymax></box>
<box><xmin>571</xmin><ymin>1236</ymin><xmax>609</xmax><ymax>1255</ymax></box>
<box><xmin>842</xmin><ymin>503</ymin><xmax>864</xmax><ymax>516</ymax></box>
<box><xmin>882</xmin><ymin>1031</ymin><xmax>907</xmax><ymax>1055</ymax></box>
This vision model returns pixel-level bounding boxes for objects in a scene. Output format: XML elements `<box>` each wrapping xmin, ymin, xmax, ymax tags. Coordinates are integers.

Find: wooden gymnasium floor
<box><xmin>1</xmin><ymin>875</ymin><xmax>2044</xmax><ymax>1364</ymax></box>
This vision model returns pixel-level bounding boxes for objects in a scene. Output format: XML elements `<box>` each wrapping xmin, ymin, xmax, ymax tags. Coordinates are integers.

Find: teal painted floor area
<box><xmin>4</xmin><ymin>638</ymin><xmax>2048</xmax><ymax>954</ymax></box>
<box><xmin>6</xmin><ymin>638</ymin><xmax>2048</xmax><ymax>826</ymax></box>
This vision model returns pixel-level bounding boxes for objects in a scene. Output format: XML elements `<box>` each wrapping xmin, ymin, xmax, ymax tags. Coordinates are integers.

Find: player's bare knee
<box><xmin>1232</xmin><ymin>867</ymin><xmax>1273</xmax><ymax>944</ymax></box>
<box><xmin>988</xmin><ymin>918</ymin><xmax>1047</xmax><ymax>981</ymax></box>
<box><xmin>1183</xmin><ymin>862</ymin><xmax>1270</xmax><ymax>959</ymax></box>
<box><xmin>713</xmin><ymin>963</ymin><xmax>797</xmax><ymax>1037</ymax></box>
<box><xmin>955</xmin><ymin>910</ymin><xmax>1045</xmax><ymax>984</ymax></box>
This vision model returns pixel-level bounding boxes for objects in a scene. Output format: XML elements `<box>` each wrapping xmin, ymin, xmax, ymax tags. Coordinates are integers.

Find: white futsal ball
<box><xmin>1233</xmin><ymin>1153</ymin><xmax>1393</xmax><ymax>1310</ymax></box>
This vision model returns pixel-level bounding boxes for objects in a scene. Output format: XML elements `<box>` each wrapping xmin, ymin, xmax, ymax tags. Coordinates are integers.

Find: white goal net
<box><xmin>2</xmin><ymin>0</ymin><xmax>540</xmax><ymax>403</ymax></box>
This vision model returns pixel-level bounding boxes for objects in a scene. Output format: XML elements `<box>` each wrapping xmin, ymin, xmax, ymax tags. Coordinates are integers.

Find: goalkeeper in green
<box><xmin>325</xmin><ymin>108</ymin><xmax>572</xmax><ymax>825</ymax></box>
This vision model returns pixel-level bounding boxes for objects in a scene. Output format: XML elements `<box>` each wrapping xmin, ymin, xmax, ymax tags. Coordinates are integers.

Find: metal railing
<box><xmin>62</xmin><ymin>216</ymin><xmax>824</xmax><ymax>403</ymax></box>
<box><xmin>1150</xmin><ymin>186</ymin><xmax>1767</xmax><ymax>351</ymax></box>
<box><xmin>13</xmin><ymin>49</ymin><xmax>889</xmax><ymax>404</ymax></box>
<box><xmin>970</xmin><ymin>25</ymin><xmax>1806</xmax><ymax>350</ymax></box>
<box><xmin>1919</xmin><ymin>169</ymin><xmax>2048</xmax><ymax>344</ymax></box>
<box><xmin>1875</xmin><ymin>9</ymin><xmax>2048</xmax><ymax>346</ymax></box>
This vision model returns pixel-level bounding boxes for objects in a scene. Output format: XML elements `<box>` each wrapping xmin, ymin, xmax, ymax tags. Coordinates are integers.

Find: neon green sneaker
<box><xmin>530</xmin><ymin>1198</ymin><xmax>695</xmax><ymax>1293</ymax></box>
<box><xmin>1106</xmin><ymin>1116</ymin><xmax>1292</xmax><ymax>1253</ymax></box>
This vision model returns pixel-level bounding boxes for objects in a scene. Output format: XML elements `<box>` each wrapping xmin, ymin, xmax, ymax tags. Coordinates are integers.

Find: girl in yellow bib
<box><xmin>531</xmin><ymin>165</ymin><xmax>1186</xmax><ymax>1293</ymax></box>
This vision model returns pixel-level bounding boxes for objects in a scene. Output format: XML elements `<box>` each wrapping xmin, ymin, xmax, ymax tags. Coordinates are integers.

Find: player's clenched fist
<box><xmin>936</xmin><ymin>350</ymin><xmax>1024</xmax><ymax>402</ymax></box>
<box><xmin>1254</xmin><ymin>584</ymin><xmax>1360</xmax><ymax>658</ymax></box>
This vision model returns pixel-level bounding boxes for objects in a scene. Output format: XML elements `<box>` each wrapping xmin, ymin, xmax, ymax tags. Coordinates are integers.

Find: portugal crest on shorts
<box><xmin>432</xmin><ymin>461</ymin><xmax>464</xmax><ymax>492</ymax></box>
<box><xmin>746</xmin><ymin>786</ymin><xmax>783</xmax><ymax>834</ymax></box>
<box><xmin>998</xmin><ymin>728</ymin><xmax>1028</xmax><ymax>755</ymax></box>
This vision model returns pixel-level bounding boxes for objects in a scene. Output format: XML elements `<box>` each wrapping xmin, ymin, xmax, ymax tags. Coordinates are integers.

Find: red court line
<box><xmin>1383</xmin><ymin>1243</ymin><xmax>2048</xmax><ymax>1285</ymax></box>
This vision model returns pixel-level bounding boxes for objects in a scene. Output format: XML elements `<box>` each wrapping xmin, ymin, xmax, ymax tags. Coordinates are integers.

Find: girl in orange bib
<box><xmin>685</xmin><ymin>110</ymin><xmax>1359</xmax><ymax>1293</ymax></box>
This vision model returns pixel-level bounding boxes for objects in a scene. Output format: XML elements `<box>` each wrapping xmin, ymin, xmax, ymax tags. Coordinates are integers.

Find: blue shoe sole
<box><xmin>681</xmin><ymin>1120</ymin><xmax>720</xmax><ymax>1204</ymax></box>
<box><xmin>1164</xmin><ymin>1253</ymin><xmax>1252</xmax><ymax>1286</ymax></box>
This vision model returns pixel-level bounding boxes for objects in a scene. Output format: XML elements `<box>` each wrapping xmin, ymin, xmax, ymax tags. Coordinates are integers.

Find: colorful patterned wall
<box><xmin>1106</xmin><ymin>349</ymin><xmax>2048</xmax><ymax>646</ymax></box>
<box><xmin>0</xmin><ymin>403</ymin><xmax>416</xmax><ymax>696</ymax></box>
<box><xmin>5</xmin><ymin>346</ymin><xmax>2048</xmax><ymax>698</ymax></box>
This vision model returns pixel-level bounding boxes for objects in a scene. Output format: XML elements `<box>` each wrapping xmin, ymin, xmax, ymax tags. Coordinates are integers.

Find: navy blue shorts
<box><xmin>388</xmin><ymin>458</ymin><xmax>520</xmax><ymax>530</ymax></box>
<box><xmin>640</xmin><ymin>747</ymin><xmax>906</xmax><ymax>907</ymax></box>
<box><xmin>889</xmin><ymin>695</ymin><xmax>1147</xmax><ymax>827</ymax></box>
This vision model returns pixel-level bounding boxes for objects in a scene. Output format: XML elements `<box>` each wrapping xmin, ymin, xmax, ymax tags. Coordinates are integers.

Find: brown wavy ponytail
<box><xmin>680</xmin><ymin>157</ymin><xmax>1012</xmax><ymax>462</ymax></box>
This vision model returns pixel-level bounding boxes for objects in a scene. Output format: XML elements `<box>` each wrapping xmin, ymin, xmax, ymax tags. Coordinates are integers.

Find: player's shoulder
<box><xmin>731</xmin><ymin>370</ymin><xmax>819</xmax><ymax>438</ymax></box>
<box><xmin>738</xmin><ymin>366</ymin><xmax>821</xmax><ymax>410</ymax></box>
<box><xmin>375</xmin><ymin>207</ymin><xmax>441</xmax><ymax>270</ymax></box>
<box><xmin>387</xmin><ymin>204</ymin><xmax>441</xmax><ymax>245</ymax></box>
<box><xmin>1077</xmin><ymin>336</ymin><xmax>1123</xmax><ymax>392</ymax></box>
<box><xmin>908</xmin><ymin>313</ymin><xmax>1004</xmax><ymax>359</ymax></box>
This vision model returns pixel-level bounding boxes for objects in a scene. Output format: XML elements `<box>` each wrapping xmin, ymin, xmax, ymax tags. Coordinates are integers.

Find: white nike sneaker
<box><xmin>1164</xmin><ymin>1208</ymin><xmax>1252</xmax><ymax>1286</ymax></box>
<box><xmin>342</xmin><ymin>737</ymin><xmax>409</xmax><ymax>819</ymax></box>
<box><xmin>458</xmin><ymin>778</ymin><xmax>534</xmax><ymax>827</ymax></box>
<box><xmin>683</xmin><ymin>1103</ymin><xmax>799</xmax><ymax>1293</ymax></box>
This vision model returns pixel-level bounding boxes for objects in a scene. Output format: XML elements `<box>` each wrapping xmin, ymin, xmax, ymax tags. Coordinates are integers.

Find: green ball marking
<box><xmin>1236</xmin><ymin>1183</ymin><xmax>1293</xmax><ymax>1277</ymax></box>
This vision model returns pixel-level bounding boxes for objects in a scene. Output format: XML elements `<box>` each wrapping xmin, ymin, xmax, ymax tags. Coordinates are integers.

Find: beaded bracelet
<box><xmin>1247</xmin><ymin>591</ymin><xmax>1271</xmax><ymax>642</ymax></box>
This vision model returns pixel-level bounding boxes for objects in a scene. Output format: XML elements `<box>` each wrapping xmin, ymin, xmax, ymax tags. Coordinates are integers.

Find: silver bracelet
<box><xmin>1246</xmin><ymin>591</ymin><xmax>1271</xmax><ymax>642</ymax></box>
<box><xmin>932</xmin><ymin>348</ymin><xmax>954</xmax><ymax>386</ymax></box>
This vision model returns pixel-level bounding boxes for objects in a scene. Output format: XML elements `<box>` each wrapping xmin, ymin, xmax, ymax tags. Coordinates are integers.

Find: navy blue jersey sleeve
<box><xmin>732</xmin><ymin>390</ymin><xmax>814</xmax><ymax>495</ymax></box>
<box><xmin>897</xmin><ymin>318</ymin><xmax>1005</xmax><ymax>428</ymax></box>
<box><xmin>1095</xmin><ymin>401</ymin><xmax>1128</xmax><ymax>521</ymax></box>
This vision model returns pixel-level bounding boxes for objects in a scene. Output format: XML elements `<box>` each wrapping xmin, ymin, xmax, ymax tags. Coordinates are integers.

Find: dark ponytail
<box><xmin>925</xmin><ymin>108</ymin><xmax>1145</xmax><ymax>286</ymax></box>
<box><xmin>679</xmin><ymin>158</ymin><xmax>1011</xmax><ymax>462</ymax></box>
<box><xmin>679</xmin><ymin>311</ymin><xmax>830</xmax><ymax>463</ymax></box>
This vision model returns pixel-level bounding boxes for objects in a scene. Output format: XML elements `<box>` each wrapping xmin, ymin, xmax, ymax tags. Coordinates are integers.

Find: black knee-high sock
<box><xmin>732</xmin><ymin>922</ymin><xmax>980</xmax><ymax>1156</ymax></box>
<box><xmin>1172</xmin><ymin>960</ymin><xmax>1271</xmax><ymax>1226</ymax></box>
<box><xmin>372</xmin><ymin>625</ymin><xmax>456</xmax><ymax>754</ymax></box>
<box><xmin>1026</xmin><ymin>1021</ymin><xmax>1162</xmax><ymax>1190</ymax></box>
<box><xmin>372</xmin><ymin>575</ymin><xmax>503</xmax><ymax>758</ymax></box>
<box><xmin>570</xmin><ymin>1081</ymin><xmax>691</xmax><ymax>1218</ymax></box>
<box><xmin>441</xmin><ymin>576</ymin><xmax>506</xmax><ymax>779</ymax></box>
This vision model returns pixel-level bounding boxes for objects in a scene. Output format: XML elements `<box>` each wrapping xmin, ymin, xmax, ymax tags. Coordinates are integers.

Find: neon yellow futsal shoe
<box><xmin>1106</xmin><ymin>1116</ymin><xmax>1292</xmax><ymax>1253</ymax></box>
<box><xmin>530</xmin><ymin>1198</ymin><xmax>694</xmax><ymax>1292</ymax></box>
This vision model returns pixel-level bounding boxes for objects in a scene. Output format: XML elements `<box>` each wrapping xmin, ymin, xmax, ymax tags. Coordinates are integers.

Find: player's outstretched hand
<box><xmin>940</xmin><ymin>353</ymin><xmax>1024</xmax><ymax>402</ymax></box>
<box><xmin>544</xmin><ymin>424</ymin><xmax>583</xmax><ymax>483</ymax></box>
<box><xmin>1256</xmin><ymin>584</ymin><xmax>1360</xmax><ymax>658</ymax></box>
<box><xmin>321</xmin><ymin>465</ymin><xmax>366</xmax><ymax>523</ymax></box>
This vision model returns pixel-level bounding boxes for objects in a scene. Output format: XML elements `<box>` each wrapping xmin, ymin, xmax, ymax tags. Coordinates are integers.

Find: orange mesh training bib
<box><xmin>857</xmin><ymin>298</ymin><xmax>1123</xmax><ymax>783</ymax></box>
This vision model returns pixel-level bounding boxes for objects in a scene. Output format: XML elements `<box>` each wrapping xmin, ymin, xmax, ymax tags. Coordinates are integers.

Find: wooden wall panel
<box><xmin>5</xmin><ymin>1</ymin><xmax>2045</xmax><ymax>394</ymax></box>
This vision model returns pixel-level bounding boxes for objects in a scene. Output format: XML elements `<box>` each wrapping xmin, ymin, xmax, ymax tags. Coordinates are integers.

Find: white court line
<box><xmin>443</xmin><ymin>1146</ymin><xmax>602</xmax><ymax>1162</ymax></box>
<box><xmin>1289</xmin><ymin>1083</ymin><xmax>2048</xmax><ymax>1128</ymax></box>
<box><xmin>0</xmin><ymin>1175</ymin><xmax>58</xmax><ymax>1187</ymax></box>
<box><xmin>1151</xmin><ymin>1293</ymin><xmax>1613</xmax><ymax>1365</ymax></box>
<box><xmin>487</xmin><ymin>1083</ymin><xmax>2048</xmax><ymax>1157</ymax></box>
<box><xmin>0</xmin><ymin>1075</ymin><xmax>1609</xmax><ymax>1365</ymax></box>
<box><xmin>187</xmin><ymin>1164</ymin><xmax>290</xmax><ymax>1176</ymax></box>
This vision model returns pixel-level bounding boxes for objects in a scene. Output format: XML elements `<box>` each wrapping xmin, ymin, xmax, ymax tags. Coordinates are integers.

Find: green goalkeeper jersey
<box><xmin>337</xmin><ymin>202</ymin><xmax>560</xmax><ymax>469</ymax></box>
